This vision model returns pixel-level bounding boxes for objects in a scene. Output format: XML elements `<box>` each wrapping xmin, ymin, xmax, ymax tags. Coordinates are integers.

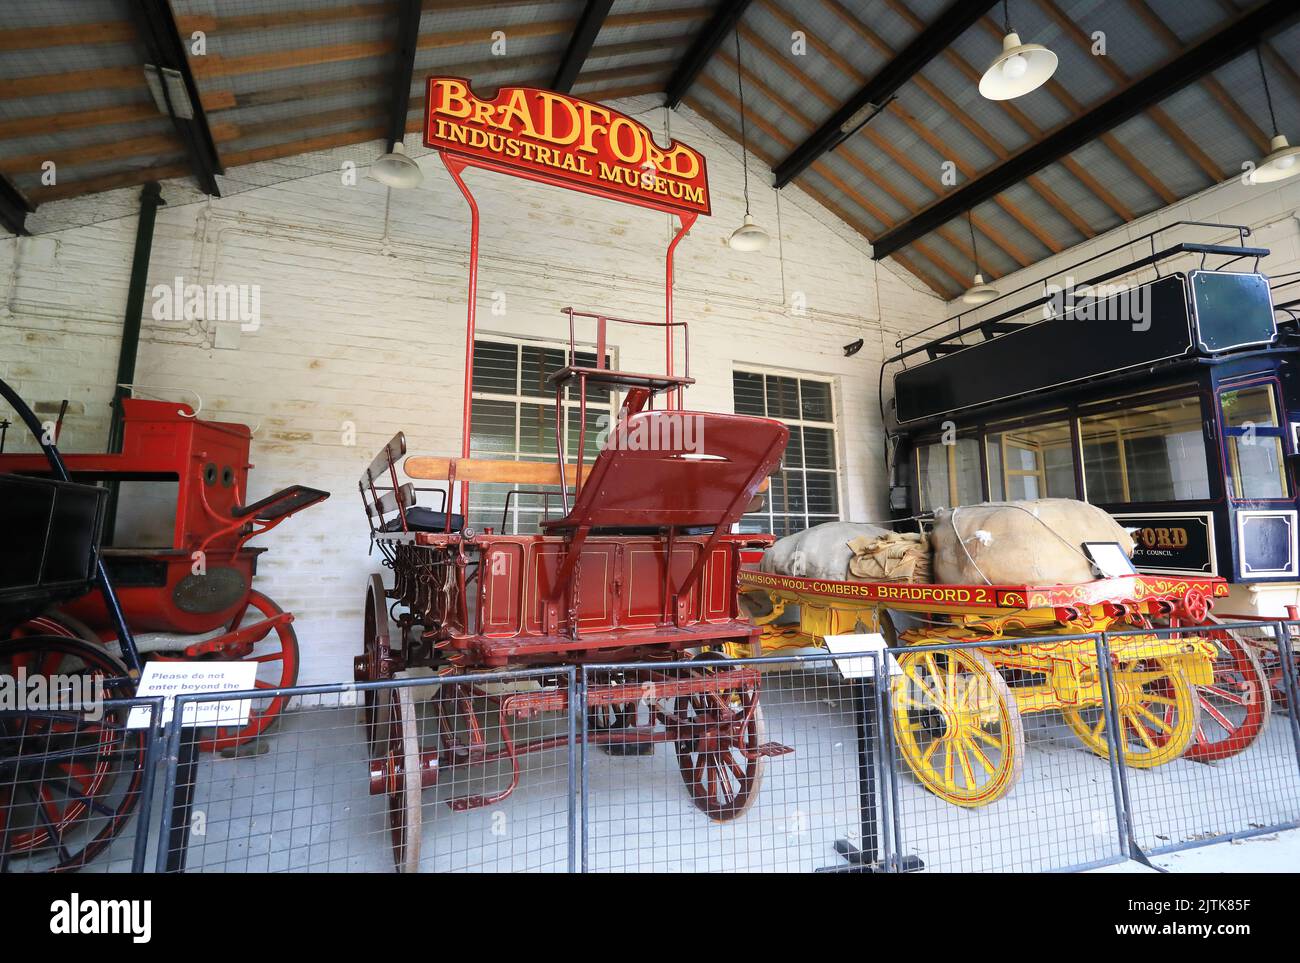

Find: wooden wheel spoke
<box><xmin>969</xmin><ymin>725</ymin><xmax>1002</xmax><ymax>748</ymax></box>
<box><xmin>1201</xmin><ymin>685</ymin><xmax>1248</xmax><ymax>707</ymax></box>
<box><xmin>1200</xmin><ymin>700</ymin><xmax>1237</xmax><ymax>735</ymax></box>
<box><xmin>921</xmin><ymin>736</ymin><xmax>942</xmax><ymax>765</ymax></box>
<box><xmin>962</xmin><ymin>735</ymin><xmax>997</xmax><ymax>776</ymax></box>
<box><xmin>1133</xmin><ymin>703</ymin><xmax>1173</xmax><ymax>734</ymax></box>
<box><xmin>955</xmin><ymin>740</ymin><xmax>977</xmax><ymax>787</ymax></box>
<box><xmin>1124</xmin><ymin>710</ymin><xmax>1160</xmax><ymax>750</ymax></box>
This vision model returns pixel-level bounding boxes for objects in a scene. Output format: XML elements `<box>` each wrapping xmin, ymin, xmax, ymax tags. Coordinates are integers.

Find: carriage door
<box><xmin>1218</xmin><ymin>381</ymin><xmax>1298</xmax><ymax>578</ymax></box>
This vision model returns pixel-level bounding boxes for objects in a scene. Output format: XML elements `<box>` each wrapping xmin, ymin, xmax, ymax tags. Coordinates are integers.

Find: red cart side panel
<box><xmin>474</xmin><ymin>535</ymin><xmax>736</xmax><ymax>640</ymax></box>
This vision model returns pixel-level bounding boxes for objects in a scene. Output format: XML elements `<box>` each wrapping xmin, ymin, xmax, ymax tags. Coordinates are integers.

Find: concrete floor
<box><xmin>78</xmin><ymin>669</ymin><xmax>1300</xmax><ymax>873</ymax></box>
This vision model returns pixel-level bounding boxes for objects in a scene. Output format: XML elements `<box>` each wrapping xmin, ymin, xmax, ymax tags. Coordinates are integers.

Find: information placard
<box><xmin>126</xmin><ymin>662</ymin><xmax>259</xmax><ymax>730</ymax></box>
<box><xmin>822</xmin><ymin>633</ymin><xmax>900</xmax><ymax>680</ymax></box>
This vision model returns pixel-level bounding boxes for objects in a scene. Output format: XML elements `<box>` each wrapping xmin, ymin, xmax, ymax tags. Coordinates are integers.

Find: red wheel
<box><xmin>12</xmin><ymin>611</ymin><xmax>98</xmax><ymax>645</ymax></box>
<box><xmin>380</xmin><ymin>687</ymin><xmax>421</xmax><ymax>873</ymax></box>
<box><xmin>0</xmin><ymin>636</ymin><xmax>145</xmax><ymax>872</ymax></box>
<box><xmin>1173</xmin><ymin>621</ymin><xmax>1271</xmax><ymax>762</ymax></box>
<box><xmin>670</xmin><ymin>665</ymin><xmax>765</xmax><ymax>821</ymax></box>
<box><xmin>1182</xmin><ymin>628</ymin><xmax>1271</xmax><ymax>761</ymax></box>
<box><xmin>158</xmin><ymin>590</ymin><xmax>299</xmax><ymax>753</ymax></box>
<box><xmin>357</xmin><ymin>574</ymin><xmax>392</xmax><ymax>756</ymax></box>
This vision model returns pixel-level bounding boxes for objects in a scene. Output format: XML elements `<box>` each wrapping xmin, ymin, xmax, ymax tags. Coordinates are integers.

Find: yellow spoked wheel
<box><xmin>1062</xmin><ymin>658</ymin><xmax>1199</xmax><ymax>768</ymax></box>
<box><xmin>891</xmin><ymin>648</ymin><xmax>1024</xmax><ymax>807</ymax></box>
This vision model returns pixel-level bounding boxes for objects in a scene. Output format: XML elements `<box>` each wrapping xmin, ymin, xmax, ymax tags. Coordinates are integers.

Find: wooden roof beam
<box><xmin>771</xmin><ymin>0</ymin><xmax>999</xmax><ymax>188</ymax></box>
<box><xmin>664</xmin><ymin>0</ymin><xmax>754</xmax><ymax>108</ymax></box>
<box><xmin>871</xmin><ymin>0</ymin><xmax>1300</xmax><ymax>258</ymax></box>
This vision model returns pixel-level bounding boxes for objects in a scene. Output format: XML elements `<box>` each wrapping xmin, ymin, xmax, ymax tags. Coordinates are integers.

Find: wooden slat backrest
<box><xmin>365</xmin><ymin>482</ymin><xmax>416</xmax><ymax>520</ymax></box>
<box><xmin>360</xmin><ymin>431</ymin><xmax>406</xmax><ymax>487</ymax></box>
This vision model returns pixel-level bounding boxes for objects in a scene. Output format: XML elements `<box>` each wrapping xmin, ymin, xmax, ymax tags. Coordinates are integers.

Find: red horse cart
<box><xmin>352</xmin><ymin>79</ymin><xmax>792</xmax><ymax>870</ymax></box>
<box><xmin>1</xmin><ymin>397</ymin><xmax>327</xmax><ymax>752</ymax></box>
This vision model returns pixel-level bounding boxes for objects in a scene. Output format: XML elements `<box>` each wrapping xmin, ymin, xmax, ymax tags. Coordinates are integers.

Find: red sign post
<box><xmin>422</xmin><ymin>78</ymin><xmax>712</xmax><ymax>515</ymax></box>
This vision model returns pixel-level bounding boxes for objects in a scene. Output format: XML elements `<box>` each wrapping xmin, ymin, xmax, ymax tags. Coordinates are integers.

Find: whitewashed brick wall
<box><xmin>0</xmin><ymin>96</ymin><xmax>945</xmax><ymax>683</ymax></box>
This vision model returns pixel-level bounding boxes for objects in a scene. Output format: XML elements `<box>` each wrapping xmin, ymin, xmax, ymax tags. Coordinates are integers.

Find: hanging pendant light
<box><xmin>979</xmin><ymin>0</ymin><xmax>1057</xmax><ymax>101</ymax></box>
<box><xmin>373</xmin><ymin>141</ymin><xmax>424</xmax><ymax>189</ymax></box>
<box><xmin>728</xmin><ymin>28</ymin><xmax>770</xmax><ymax>252</ymax></box>
<box><xmin>962</xmin><ymin>212</ymin><xmax>1001</xmax><ymax>305</ymax></box>
<box><xmin>1249</xmin><ymin>48</ymin><xmax>1300</xmax><ymax>183</ymax></box>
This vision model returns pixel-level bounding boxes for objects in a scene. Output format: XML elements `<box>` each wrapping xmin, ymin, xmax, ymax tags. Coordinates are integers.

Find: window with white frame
<box><xmin>732</xmin><ymin>369</ymin><xmax>841</xmax><ymax>536</ymax></box>
<box><xmin>469</xmin><ymin>337</ymin><xmax>614</xmax><ymax>533</ymax></box>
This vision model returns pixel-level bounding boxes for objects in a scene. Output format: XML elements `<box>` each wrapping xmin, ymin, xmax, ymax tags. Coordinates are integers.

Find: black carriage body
<box><xmin>886</xmin><ymin>240</ymin><xmax>1300</xmax><ymax>591</ymax></box>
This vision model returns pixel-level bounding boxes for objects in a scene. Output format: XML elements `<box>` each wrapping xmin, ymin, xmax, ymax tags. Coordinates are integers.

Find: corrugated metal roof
<box><xmin>1</xmin><ymin>0</ymin><xmax>1297</xmax><ymax>303</ymax></box>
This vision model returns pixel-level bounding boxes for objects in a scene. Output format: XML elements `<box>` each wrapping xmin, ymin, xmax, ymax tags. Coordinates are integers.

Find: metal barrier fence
<box><xmin>5</xmin><ymin>622</ymin><xmax>1300</xmax><ymax>873</ymax></box>
<box><xmin>152</xmin><ymin>669</ymin><xmax>576</xmax><ymax>873</ymax></box>
<box><xmin>882</xmin><ymin>634</ymin><xmax>1128</xmax><ymax>873</ymax></box>
<box><xmin>0</xmin><ymin>695</ymin><xmax>165</xmax><ymax>874</ymax></box>
<box><xmin>580</xmin><ymin>652</ymin><xmax>889</xmax><ymax>872</ymax></box>
<box><xmin>1101</xmin><ymin>621</ymin><xmax>1300</xmax><ymax>858</ymax></box>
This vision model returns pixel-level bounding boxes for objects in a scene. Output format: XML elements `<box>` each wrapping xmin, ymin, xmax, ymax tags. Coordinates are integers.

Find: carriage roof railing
<box><xmin>886</xmin><ymin>221</ymin><xmax>1271</xmax><ymax>367</ymax></box>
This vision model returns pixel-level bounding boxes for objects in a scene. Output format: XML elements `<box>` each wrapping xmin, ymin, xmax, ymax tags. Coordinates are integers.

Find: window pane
<box><xmin>1232</xmin><ymin>437</ymin><xmax>1287</xmax><ymax>499</ymax></box>
<box><xmin>986</xmin><ymin>439</ymin><xmax>1004</xmax><ymax>500</ymax></box>
<box><xmin>518</xmin><ymin>403</ymin><xmax>556</xmax><ymax>455</ymax></box>
<box><xmin>470</xmin><ymin>399</ymin><xmax>515</xmax><ymax>454</ymax></box>
<box><xmin>985</xmin><ymin>420</ymin><xmax>1077</xmax><ymax>500</ymax></box>
<box><xmin>801</xmin><ymin>381</ymin><xmax>832</xmax><ymax>422</ymax></box>
<box><xmin>803</xmin><ymin>427</ymin><xmax>836</xmax><ymax>470</ymax></box>
<box><xmin>733</xmin><ymin>371</ymin><xmax>765</xmax><ymax>416</ymax></box>
<box><xmin>805</xmin><ymin>472</ymin><xmax>839</xmax><ymax>515</ymax></box>
<box><xmin>735</xmin><ymin>371</ymin><xmax>841</xmax><ymax>533</ymax></box>
<box><xmin>783</xmin><ymin>426</ymin><xmax>803</xmax><ymax>469</ymax></box>
<box><xmin>1081</xmin><ymin>396</ymin><xmax>1209</xmax><ymax>502</ymax></box>
<box><xmin>1221</xmin><ymin>386</ymin><xmax>1277</xmax><ymax>428</ymax></box>
<box><xmin>566</xmin><ymin>405</ymin><xmax>606</xmax><ymax>460</ymax></box>
<box><xmin>766</xmin><ymin>375</ymin><xmax>800</xmax><ymax>420</ymax></box>
<box><xmin>520</xmin><ymin>345</ymin><xmax>566</xmax><ymax>398</ymax></box>
<box><xmin>472</xmin><ymin>341</ymin><xmax>517</xmax><ymax>394</ymax></box>
<box><xmin>954</xmin><ymin>438</ymin><xmax>982</xmax><ymax>504</ymax></box>
<box><xmin>769</xmin><ymin>471</ymin><xmax>805</xmax><ymax>516</ymax></box>
<box><xmin>917</xmin><ymin>443</ymin><xmax>952</xmax><ymax>511</ymax></box>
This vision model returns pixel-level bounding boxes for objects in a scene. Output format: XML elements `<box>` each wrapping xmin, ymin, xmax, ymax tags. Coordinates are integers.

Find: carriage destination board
<box><xmin>424</xmin><ymin>77</ymin><xmax>711</xmax><ymax>216</ymax></box>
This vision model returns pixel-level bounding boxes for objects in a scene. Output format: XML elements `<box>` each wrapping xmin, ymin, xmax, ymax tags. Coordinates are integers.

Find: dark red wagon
<box><xmin>358</xmin><ymin>324</ymin><xmax>791</xmax><ymax>870</ymax></box>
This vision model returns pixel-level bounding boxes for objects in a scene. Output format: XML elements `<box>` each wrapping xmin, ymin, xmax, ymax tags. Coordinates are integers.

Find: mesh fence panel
<box><xmin>884</xmin><ymin>637</ymin><xmax>1127</xmax><ymax>873</ymax></box>
<box><xmin>1103</xmin><ymin>622</ymin><xmax>1300</xmax><ymax>856</ymax></box>
<box><xmin>156</xmin><ymin>670</ymin><xmax>575</xmax><ymax>873</ymax></box>
<box><xmin>1</xmin><ymin>695</ymin><xmax>162</xmax><ymax>874</ymax></box>
<box><xmin>581</xmin><ymin>653</ymin><xmax>888</xmax><ymax>873</ymax></box>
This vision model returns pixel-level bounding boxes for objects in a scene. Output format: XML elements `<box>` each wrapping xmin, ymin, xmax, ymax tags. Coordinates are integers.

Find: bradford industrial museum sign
<box><xmin>424</xmin><ymin>78</ymin><xmax>711</xmax><ymax>216</ymax></box>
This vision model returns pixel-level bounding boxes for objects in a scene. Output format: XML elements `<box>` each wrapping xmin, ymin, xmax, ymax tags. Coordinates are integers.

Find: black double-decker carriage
<box><xmin>883</xmin><ymin>222</ymin><xmax>1299</xmax><ymax>762</ymax></box>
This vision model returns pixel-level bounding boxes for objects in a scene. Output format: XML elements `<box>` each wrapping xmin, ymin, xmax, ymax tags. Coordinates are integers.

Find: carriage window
<box><xmin>470</xmin><ymin>338</ymin><xmax>614</xmax><ymax>533</ymax></box>
<box><xmin>916</xmin><ymin>438</ymin><xmax>982</xmax><ymax>511</ymax></box>
<box><xmin>1079</xmin><ymin>396</ymin><xmax>1209</xmax><ymax>503</ymax></box>
<box><xmin>1221</xmin><ymin>385</ymin><xmax>1288</xmax><ymax>500</ymax></box>
<box><xmin>986</xmin><ymin>420</ymin><xmax>1077</xmax><ymax>500</ymax></box>
<box><xmin>733</xmin><ymin>370</ymin><xmax>840</xmax><ymax>536</ymax></box>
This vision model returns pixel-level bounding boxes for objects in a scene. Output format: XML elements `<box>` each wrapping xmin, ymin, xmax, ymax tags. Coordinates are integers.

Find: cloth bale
<box><xmin>847</xmin><ymin>531</ymin><xmax>931</xmax><ymax>583</ymax></box>
<box><xmin>760</xmin><ymin>521</ymin><xmax>893</xmax><ymax>580</ymax></box>
<box><xmin>930</xmin><ymin>498</ymin><xmax>1134</xmax><ymax>585</ymax></box>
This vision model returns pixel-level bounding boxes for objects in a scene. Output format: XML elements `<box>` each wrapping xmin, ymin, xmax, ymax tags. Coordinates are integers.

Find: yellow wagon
<box><xmin>738</xmin><ymin>569</ymin><xmax>1225</xmax><ymax>807</ymax></box>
